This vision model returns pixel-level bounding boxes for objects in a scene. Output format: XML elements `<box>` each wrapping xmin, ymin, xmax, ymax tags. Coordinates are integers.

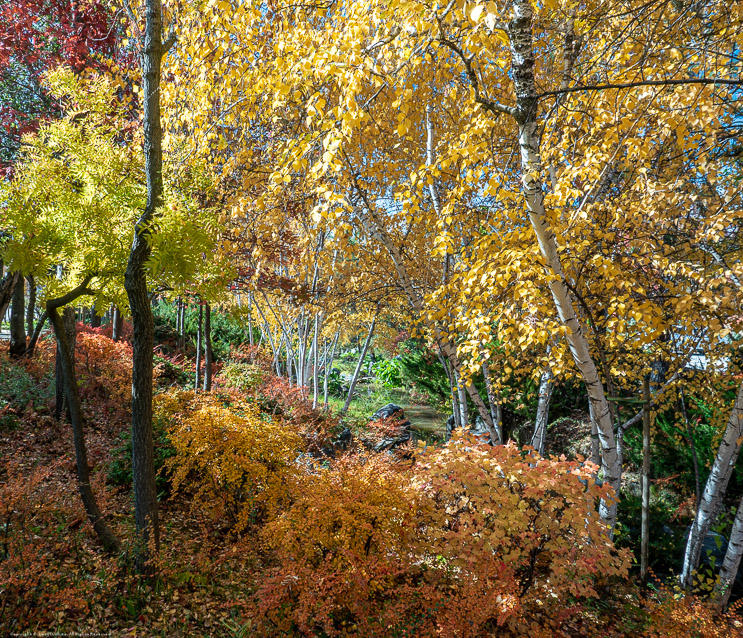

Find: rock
<box><xmin>446</xmin><ymin>414</ymin><xmax>456</xmax><ymax>438</ymax></box>
<box><xmin>374</xmin><ymin>429</ymin><xmax>412</xmax><ymax>453</ymax></box>
<box><xmin>333</xmin><ymin>427</ymin><xmax>353</xmax><ymax>451</ymax></box>
<box><xmin>370</xmin><ymin>404</ymin><xmax>412</xmax><ymax>451</ymax></box>
<box><xmin>372</xmin><ymin>403</ymin><xmax>409</xmax><ymax>424</ymax></box>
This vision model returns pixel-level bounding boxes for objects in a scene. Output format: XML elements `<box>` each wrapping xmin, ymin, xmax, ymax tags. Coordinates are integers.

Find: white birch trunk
<box><xmin>509</xmin><ymin>0</ymin><xmax>619</xmax><ymax>527</ymax></box>
<box><xmin>482</xmin><ymin>361</ymin><xmax>502</xmax><ymax>441</ymax></box>
<box><xmin>340</xmin><ymin>316</ymin><xmax>376</xmax><ymax>416</ymax></box>
<box><xmin>714</xmin><ymin>492</ymin><xmax>743</xmax><ymax>607</ymax></box>
<box><xmin>454</xmin><ymin>368</ymin><xmax>469</xmax><ymax>426</ymax></box>
<box><xmin>531</xmin><ymin>367</ymin><xmax>553</xmax><ymax>455</ymax></box>
<box><xmin>681</xmin><ymin>381</ymin><xmax>743</xmax><ymax>588</ymax></box>
<box><xmin>311</xmin><ymin>313</ymin><xmax>321</xmax><ymax>409</ymax></box>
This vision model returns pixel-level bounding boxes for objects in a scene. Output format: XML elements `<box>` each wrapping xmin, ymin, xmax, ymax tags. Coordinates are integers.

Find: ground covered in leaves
<box><xmin>2</xmin><ymin>332</ymin><xmax>743</xmax><ymax>637</ymax></box>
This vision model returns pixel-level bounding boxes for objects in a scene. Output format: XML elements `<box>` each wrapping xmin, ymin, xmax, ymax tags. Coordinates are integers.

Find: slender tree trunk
<box><xmin>25</xmin><ymin>275</ymin><xmax>35</xmax><ymax>339</ymax></box>
<box><xmin>195</xmin><ymin>303</ymin><xmax>203</xmax><ymax>391</ymax></box>
<box><xmin>482</xmin><ymin>362</ymin><xmax>502</xmax><ymax>442</ymax></box>
<box><xmin>47</xmin><ymin>294</ymin><xmax>120</xmax><ymax>554</ymax></box>
<box><xmin>340</xmin><ymin>316</ymin><xmax>377</xmax><ymax>416</ymax></box>
<box><xmin>507</xmin><ymin>0</ymin><xmax>619</xmax><ymax>527</ymax></box>
<box><xmin>714</xmin><ymin>492</ymin><xmax>743</xmax><ymax>607</ymax></box>
<box><xmin>641</xmin><ymin>377</ymin><xmax>651</xmax><ymax>582</ymax></box>
<box><xmin>248</xmin><ymin>293</ymin><xmax>254</xmax><ymax>347</ymax></box>
<box><xmin>0</xmin><ymin>271</ymin><xmax>20</xmax><ymax>324</ymax></box>
<box><xmin>680</xmin><ymin>386</ymin><xmax>702</xmax><ymax>509</ymax></box>
<box><xmin>112</xmin><ymin>306</ymin><xmax>123</xmax><ymax>342</ymax></box>
<box><xmin>531</xmin><ymin>367</ymin><xmax>553</xmax><ymax>455</ymax></box>
<box><xmin>24</xmin><ymin>310</ymin><xmax>48</xmax><ymax>358</ymax></box>
<box><xmin>453</xmin><ymin>368</ymin><xmax>468</xmax><ymax>427</ymax></box>
<box><xmin>123</xmin><ymin>0</ymin><xmax>171</xmax><ymax>560</ymax></box>
<box><xmin>203</xmin><ymin>303</ymin><xmax>212</xmax><ymax>392</ymax></box>
<box><xmin>90</xmin><ymin>304</ymin><xmax>102</xmax><ymax>328</ymax></box>
<box><xmin>681</xmin><ymin>381</ymin><xmax>743</xmax><ymax>588</ymax></box>
<box><xmin>312</xmin><ymin>314</ymin><xmax>320</xmax><ymax>409</ymax></box>
<box><xmin>55</xmin><ymin>307</ymin><xmax>77</xmax><ymax>421</ymax></box>
<box><xmin>439</xmin><ymin>353</ymin><xmax>461</xmax><ymax>433</ymax></box>
<box><xmin>324</xmin><ymin>330</ymin><xmax>339</xmax><ymax>407</ymax></box>
<box><xmin>9</xmin><ymin>274</ymin><xmax>26</xmax><ymax>358</ymax></box>
<box><xmin>179</xmin><ymin>300</ymin><xmax>186</xmax><ymax>350</ymax></box>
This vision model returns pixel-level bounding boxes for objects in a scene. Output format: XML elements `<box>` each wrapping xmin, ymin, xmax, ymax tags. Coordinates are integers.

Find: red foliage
<box><xmin>75</xmin><ymin>330</ymin><xmax>135</xmax><ymax>424</ymax></box>
<box><xmin>0</xmin><ymin>459</ymin><xmax>113</xmax><ymax>631</ymax></box>
<box><xmin>0</xmin><ymin>0</ymin><xmax>127</xmax><ymax>166</ymax></box>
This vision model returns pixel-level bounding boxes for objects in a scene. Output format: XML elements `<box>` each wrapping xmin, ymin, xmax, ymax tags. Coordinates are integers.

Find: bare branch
<box><xmin>538</xmin><ymin>77</ymin><xmax>743</xmax><ymax>99</ymax></box>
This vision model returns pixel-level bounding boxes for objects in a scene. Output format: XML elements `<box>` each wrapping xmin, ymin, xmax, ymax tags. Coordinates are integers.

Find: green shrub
<box><xmin>0</xmin><ymin>356</ymin><xmax>54</xmax><ymax>428</ymax></box>
<box><xmin>107</xmin><ymin>411</ymin><xmax>176</xmax><ymax>499</ymax></box>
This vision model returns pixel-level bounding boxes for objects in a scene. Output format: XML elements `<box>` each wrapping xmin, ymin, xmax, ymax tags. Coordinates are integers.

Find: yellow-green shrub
<box><xmin>159</xmin><ymin>390</ymin><xmax>303</xmax><ymax>532</ymax></box>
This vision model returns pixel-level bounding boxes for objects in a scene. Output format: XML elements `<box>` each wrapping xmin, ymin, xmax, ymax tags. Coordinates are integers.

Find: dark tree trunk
<box><xmin>47</xmin><ymin>286</ymin><xmax>120</xmax><ymax>554</ymax></box>
<box><xmin>9</xmin><ymin>274</ymin><xmax>26</xmax><ymax>358</ymax></box>
<box><xmin>25</xmin><ymin>310</ymin><xmax>48</xmax><ymax>358</ymax></box>
<box><xmin>90</xmin><ymin>304</ymin><xmax>102</xmax><ymax>328</ymax></box>
<box><xmin>0</xmin><ymin>271</ymin><xmax>20</xmax><ymax>322</ymax></box>
<box><xmin>55</xmin><ymin>307</ymin><xmax>77</xmax><ymax>421</ymax></box>
<box><xmin>195</xmin><ymin>303</ymin><xmax>202</xmax><ymax>391</ymax></box>
<box><xmin>25</xmin><ymin>275</ymin><xmax>35</xmax><ymax>338</ymax></box>
<box><xmin>123</xmin><ymin>0</ymin><xmax>171</xmax><ymax>563</ymax></box>
<box><xmin>112</xmin><ymin>306</ymin><xmax>123</xmax><ymax>342</ymax></box>
<box><xmin>203</xmin><ymin>303</ymin><xmax>212</xmax><ymax>392</ymax></box>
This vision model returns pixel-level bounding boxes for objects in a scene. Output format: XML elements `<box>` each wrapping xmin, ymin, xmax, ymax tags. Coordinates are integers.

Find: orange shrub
<box><xmin>0</xmin><ymin>460</ymin><xmax>108</xmax><ymax>632</ymax></box>
<box><xmin>75</xmin><ymin>331</ymin><xmax>135</xmax><ymax>422</ymax></box>
<box><xmin>256</xmin><ymin>434</ymin><xmax>631</xmax><ymax>637</ymax></box>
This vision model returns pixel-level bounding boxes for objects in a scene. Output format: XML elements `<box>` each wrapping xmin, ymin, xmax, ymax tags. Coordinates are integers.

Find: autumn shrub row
<box><xmin>157</xmin><ymin>380</ymin><xmax>632</xmax><ymax>636</ymax></box>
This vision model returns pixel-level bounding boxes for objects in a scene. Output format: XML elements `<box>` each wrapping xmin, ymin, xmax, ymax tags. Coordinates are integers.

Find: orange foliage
<box><xmin>642</xmin><ymin>583</ymin><xmax>743</xmax><ymax>638</ymax></box>
<box><xmin>75</xmin><ymin>330</ymin><xmax>135</xmax><ymax>422</ymax></box>
<box><xmin>256</xmin><ymin>434</ymin><xmax>632</xmax><ymax>637</ymax></box>
<box><xmin>0</xmin><ymin>460</ymin><xmax>110</xmax><ymax>631</ymax></box>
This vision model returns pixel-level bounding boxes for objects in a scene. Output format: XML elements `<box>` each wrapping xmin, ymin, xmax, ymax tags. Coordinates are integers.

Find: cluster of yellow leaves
<box><xmin>158</xmin><ymin>390</ymin><xmax>303</xmax><ymax>532</ymax></box>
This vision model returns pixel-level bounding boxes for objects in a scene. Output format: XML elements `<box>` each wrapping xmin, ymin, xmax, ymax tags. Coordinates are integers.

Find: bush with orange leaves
<box><xmin>159</xmin><ymin>390</ymin><xmax>303</xmax><ymax>532</ymax></box>
<box><xmin>642</xmin><ymin>582</ymin><xmax>743</xmax><ymax>638</ymax></box>
<box><xmin>256</xmin><ymin>434</ymin><xmax>632</xmax><ymax>637</ymax></box>
<box><xmin>75</xmin><ymin>330</ymin><xmax>136</xmax><ymax>423</ymax></box>
<box><xmin>0</xmin><ymin>460</ymin><xmax>111</xmax><ymax>632</ymax></box>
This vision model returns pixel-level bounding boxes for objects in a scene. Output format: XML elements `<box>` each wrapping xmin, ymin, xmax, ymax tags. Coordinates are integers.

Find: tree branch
<box><xmin>437</xmin><ymin>36</ymin><xmax>516</xmax><ymax>118</ymax></box>
<box><xmin>538</xmin><ymin>77</ymin><xmax>743</xmax><ymax>99</ymax></box>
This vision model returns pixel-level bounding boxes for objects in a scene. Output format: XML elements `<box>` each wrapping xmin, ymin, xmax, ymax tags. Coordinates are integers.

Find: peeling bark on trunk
<box><xmin>508</xmin><ymin>0</ymin><xmax>619</xmax><ymax>527</ymax></box>
<box><xmin>681</xmin><ymin>381</ymin><xmax>743</xmax><ymax>588</ymax></box>
<box><xmin>714</xmin><ymin>492</ymin><xmax>743</xmax><ymax>607</ymax></box>
<box><xmin>531</xmin><ymin>367</ymin><xmax>553</xmax><ymax>455</ymax></box>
